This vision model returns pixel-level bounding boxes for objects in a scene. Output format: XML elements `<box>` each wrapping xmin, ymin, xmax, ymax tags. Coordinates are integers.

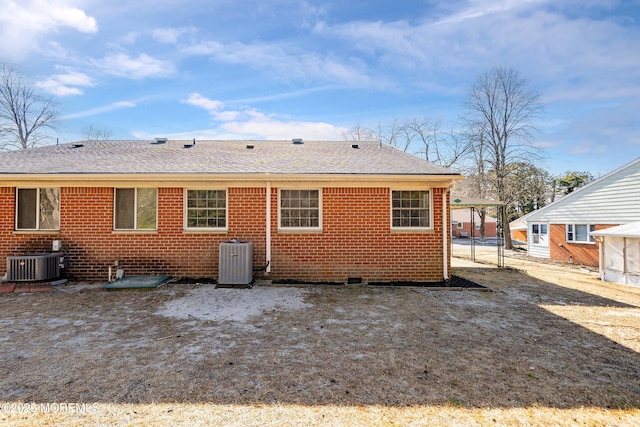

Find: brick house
<box><xmin>450</xmin><ymin>209</ymin><xmax>497</xmax><ymax>239</ymax></box>
<box><xmin>0</xmin><ymin>139</ymin><xmax>462</xmax><ymax>284</ymax></box>
<box><xmin>521</xmin><ymin>157</ymin><xmax>640</xmax><ymax>266</ymax></box>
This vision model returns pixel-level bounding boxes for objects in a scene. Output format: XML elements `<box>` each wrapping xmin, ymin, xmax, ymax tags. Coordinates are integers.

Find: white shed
<box><xmin>591</xmin><ymin>222</ymin><xmax>640</xmax><ymax>286</ymax></box>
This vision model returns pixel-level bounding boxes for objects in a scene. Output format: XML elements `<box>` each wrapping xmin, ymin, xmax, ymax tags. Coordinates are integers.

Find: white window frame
<box><xmin>114</xmin><ymin>188</ymin><xmax>158</xmax><ymax>231</ymax></box>
<box><xmin>566</xmin><ymin>224</ymin><xmax>595</xmax><ymax>244</ymax></box>
<box><xmin>15</xmin><ymin>187</ymin><xmax>60</xmax><ymax>231</ymax></box>
<box><xmin>531</xmin><ymin>223</ymin><xmax>548</xmax><ymax>246</ymax></box>
<box><xmin>278</xmin><ymin>188</ymin><xmax>322</xmax><ymax>232</ymax></box>
<box><xmin>456</xmin><ymin>222</ymin><xmax>463</xmax><ymax>229</ymax></box>
<box><xmin>184</xmin><ymin>189</ymin><xmax>228</xmax><ymax>231</ymax></box>
<box><xmin>390</xmin><ymin>190</ymin><xmax>433</xmax><ymax>230</ymax></box>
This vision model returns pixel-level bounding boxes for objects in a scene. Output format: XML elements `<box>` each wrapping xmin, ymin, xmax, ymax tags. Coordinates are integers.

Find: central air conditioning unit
<box><xmin>218</xmin><ymin>241</ymin><xmax>253</xmax><ymax>286</ymax></box>
<box><xmin>7</xmin><ymin>254</ymin><xmax>60</xmax><ymax>282</ymax></box>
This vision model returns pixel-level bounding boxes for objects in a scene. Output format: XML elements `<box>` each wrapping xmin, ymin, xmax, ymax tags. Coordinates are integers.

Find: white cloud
<box><xmin>151</xmin><ymin>27</ymin><xmax>194</xmax><ymax>44</ymax></box>
<box><xmin>183</xmin><ymin>40</ymin><xmax>372</xmax><ymax>87</ymax></box>
<box><xmin>181</xmin><ymin>93</ymin><xmax>346</xmax><ymax>140</ymax></box>
<box><xmin>219</xmin><ymin>111</ymin><xmax>345</xmax><ymax>140</ymax></box>
<box><xmin>36</xmin><ymin>70</ymin><xmax>94</xmax><ymax>96</ymax></box>
<box><xmin>183</xmin><ymin>93</ymin><xmax>224</xmax><ymax>112</ymax></box>
<box><xmin>0</xmin><ymin>0</ymin><xmax>97</xmax><ymax>60</ymax></box>
<box><xmin>432</xmin><ymin>0</ymin><xmax>545</xmax><ymax>25</ymax></box>
<box><xmin>182</xmin><ymin>93</ymin><xmax>240</xmax><ymax>122</ymax></box>
<box><xmin>312</xmin><ymin>2</ymin><xmax>640</xmax><ymax>99</ymax></box>
<box><xmin>62</xmin><ymin>100</ymin><xmax>136</xmax><ymax>119</ymax></box>
<box><xmin>95</xmin><ymin>53</ymin><xmax>176</xmax><ymax>79</ymax></box>
<box><xmin>121</xmin><ymin>31</ymin><xmax>140</xmax><ymax>45</ymax></box>
<box><xmin>214</xmin><ymin>110</ymin><xmax>243</xmax><ymax>121</ymax></box>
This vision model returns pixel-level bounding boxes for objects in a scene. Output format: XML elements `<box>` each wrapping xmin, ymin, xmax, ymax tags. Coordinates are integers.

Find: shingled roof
<box><xmin>0</xmin><ymin>139</ymin><xmax>460</xmax><ymax>176</ymax></box>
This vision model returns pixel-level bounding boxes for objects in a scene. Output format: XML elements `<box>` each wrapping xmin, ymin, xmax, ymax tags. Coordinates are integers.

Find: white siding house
<box><xmin>520</xmin><ymin>157</ymin><xmax>640</xmax><ymax>265</ymax></box>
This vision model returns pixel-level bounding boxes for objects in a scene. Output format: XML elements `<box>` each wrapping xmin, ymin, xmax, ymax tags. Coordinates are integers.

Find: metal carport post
<box><xmin>450</xmin><ymin>195</ymin><xmax>505</xmax><ymax>267</ymax></box>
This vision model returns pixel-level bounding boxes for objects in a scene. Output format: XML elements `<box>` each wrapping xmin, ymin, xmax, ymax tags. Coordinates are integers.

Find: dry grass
<box><xmin>1</xmin><ymin>246</ymin><xmax>639</xmax><ymax>426</ymax></box>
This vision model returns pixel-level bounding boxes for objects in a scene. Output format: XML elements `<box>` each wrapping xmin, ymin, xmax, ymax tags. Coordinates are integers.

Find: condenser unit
<box><xmin>7</xmin><ymin>254</ymin><xmax>60</xmax><ymax>282</ymax></box>
<box><xmin>218</xmin><ymin>241</ymin><xmax>253</xmax><ymax>286</ymax></box>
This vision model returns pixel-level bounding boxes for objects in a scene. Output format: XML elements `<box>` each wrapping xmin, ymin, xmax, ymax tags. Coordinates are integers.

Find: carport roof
<box><xmin>450</xmin><ymin>194</ymin><xmax>503</xmax><ymax>209</ymax></box>
<box><xmin>591</xmin><ymin>222</ymin><xmax>640</xmax><ymax>238</ymax></box>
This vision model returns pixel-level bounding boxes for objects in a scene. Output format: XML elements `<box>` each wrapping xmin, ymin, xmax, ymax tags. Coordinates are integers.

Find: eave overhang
<box><xmin>0</xmin><ymin>172</ymin><xmax>463</xmax><ymax>188</ymax></box>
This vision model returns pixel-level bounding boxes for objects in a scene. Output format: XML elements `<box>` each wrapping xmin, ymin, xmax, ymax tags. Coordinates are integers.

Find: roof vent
<box><xmin>246</xmin><ymin>144</ymin><xmax>254</xmax><ymax>149</ymax></box>
<box><xmin>153</xmin><ymin>137</ymin><xmax>167</xmax><ymax>144</ymax></box>
<box><xmin>292</xmin><ymin>138</ymin><xmax>304</xmax><ymax>145</ymax></box>
<box><xmin>72</xmin><ymin>143</ymin><xmax>84</xmax><ymax>149</ymax></box>
<box><xmin>352</xmin><ymin>144</ymin><xmax>359</xmax><ymax>149</ymax></box>
<box><xmin>183</xmin><ymin>138</ymin><xmax>197</xmax><ymax>148</ymax></box>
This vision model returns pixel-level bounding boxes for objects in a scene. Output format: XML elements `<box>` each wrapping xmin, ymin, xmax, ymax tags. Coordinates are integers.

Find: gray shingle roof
<box><xmin>0</xmin><ymin>140</ymin><xmax>461</xmax><ymax>176</ymax></box>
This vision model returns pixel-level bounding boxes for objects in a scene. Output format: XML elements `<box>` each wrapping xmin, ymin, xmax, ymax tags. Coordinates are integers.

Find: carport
<box><xmin>450</xmin><ymin>195</ymin><xmax>505</xmax><ymax>267</ymax></box>
<box><xmin>591</xmin><ymin>221</ymin><xmax>640</xmax><ymax>286</ymax></box>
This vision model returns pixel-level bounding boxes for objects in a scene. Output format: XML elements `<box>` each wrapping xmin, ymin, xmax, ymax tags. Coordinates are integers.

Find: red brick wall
<box><xmin>270</xmin><ymin>187</ymin><xmax>448</xmax><ymax>283</ymax></box>
<box><xmin>511</xmin><ymin>229</ymin><xmax>527</xmax><ymax>243</ymax></box>
<box><xmin>453</xmin><ymin>221</ymin><xmax>497</xmax><ymax>238</ymax></box>
<box><xmin>549</xmin><ymin>223</ymin><xmax>616</xmax><ymax>267</ymax></box>
<box><xmin>0</xmin><ymin>185</ymin><xmax>448</xmax><ymax>283</ymax></box>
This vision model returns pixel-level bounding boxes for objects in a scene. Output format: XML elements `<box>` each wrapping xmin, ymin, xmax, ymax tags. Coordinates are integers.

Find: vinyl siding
<box><xmin>528</xmin><ymin>222</ymin><xmax>550</xmax><ymax>259</ymax></box>
<box><xmin>526</xmin><ymin>158</ymin><xmax>640</xmax><ymax>224</ymax></box>
<box><xmin>528</xmin><ymin>244</ymin><xmax>550</xmax><ymax>258</ymax></box>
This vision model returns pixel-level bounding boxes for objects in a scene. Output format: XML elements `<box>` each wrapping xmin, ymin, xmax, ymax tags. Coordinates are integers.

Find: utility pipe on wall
<box><xmin>266</xmin><ymin>182</ymin><xmax>272</xmax><ymax>274</ymax></box>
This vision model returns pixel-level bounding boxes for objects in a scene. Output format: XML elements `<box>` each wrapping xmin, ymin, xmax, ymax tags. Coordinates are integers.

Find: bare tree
<box><xmin>342</xmin><ymin>122</ymin><xmax>377</xmax><ymax>142</ymax></box>
<box><xmin>349</xmin><ymin>117</ymin><xmax>470</xmax><ymax>168</ymax></box>
<box><xmin>456</xmin><ymin>125</ymin><xmax>491</xmax><ymax>239</ymax></box>
<box><xmin>82</xmin><ymin>125</ymin><xmax>113</xmax><ymax>141</ymax></box>
<box><xmin>0</xmin><ymin>63</ymin><xmax>59</xmax><ymax>150</ymax></box>
<box><xmin>465</xmin><ymin>66</ymin><xmax>543</xmax><ymax>249</ymax></box>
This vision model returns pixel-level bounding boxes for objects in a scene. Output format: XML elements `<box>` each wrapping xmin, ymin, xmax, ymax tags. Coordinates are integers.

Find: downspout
<box><xmin>442</xmin><ymin>188</ymin><xmax>449</xmax><ymax>281</ymax></box>
<box><xmin>265</xmin><ymin>182</ymin><xmax>272</xmax><ymax>274</ymax></box>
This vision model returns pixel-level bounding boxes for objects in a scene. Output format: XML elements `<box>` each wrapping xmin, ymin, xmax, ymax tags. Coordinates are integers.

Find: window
<box><xmin>531</xmin><ymin>223</ymin><xmax>548</xmax><ymax>245</ymax></box>
<box><xmin>566</xmin><ymin>224</ymin><xmax>595</xmax><ymax>243</ymax></box>
<box><xmin>392</xmin><ymin>190</ymin><xmax>431</xmax><ymax>228</ymax></box>
<box><xmin>457</xmin><ymin>222</ymin><xmax>463</xmax><ymax>229</ymax></box>
<box><xmin>279</xmin><ymin>189</ymin><xmax>320</xmax><ymax>229</ymax></box>
<box><xmin>186</xmin><ymin>190</ymin><xmax>227</xmax><ymax>229</ymax></box>
<box><xmin>16</xmin><ymin>188</ymin><xmax>60</xmax><ymax>230</ymax></box>
<box><xmin>114</xmin><ymin>188</ymin><xmax>157</xmax><ymax>230</ymax></box>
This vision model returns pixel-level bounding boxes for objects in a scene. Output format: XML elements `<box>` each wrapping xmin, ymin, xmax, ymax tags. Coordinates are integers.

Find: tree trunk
<box><xmin>479</xmin><ymin>208</ymin><xmax>486</xmax><ymax>241</ymax></box>
<box><xmin>501</xmin><ymin>206</ymin><xmax>513</xmax><ymax>250</ymax></box>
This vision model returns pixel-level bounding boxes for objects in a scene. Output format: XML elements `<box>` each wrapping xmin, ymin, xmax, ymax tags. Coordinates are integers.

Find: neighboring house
<box><xmin>451</xmin><ymin>209</ymin><xmax>497</xmax><ymax>238</ymax></box>
<box><xmin>509</xmin><ymin>217</ymin><xmax>527</xmax><ymax>243</ymax></box>
<box><xmin>521</xmin><ymin>157</ymin><xmax>640</xmax><ymax>266</ymax></box>
<box><xmin>0</xmin><ymin>139</ymin><xmax>462</xmax><ymax>283</ymax></box>
<box><xmin>591</xmin><ymin>222</ymin><xmax>640</xmax><ymax>286</ymax></box>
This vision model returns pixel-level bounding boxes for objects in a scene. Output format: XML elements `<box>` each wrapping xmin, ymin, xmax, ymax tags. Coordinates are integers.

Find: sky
<box><xmin>0</xmin><ymin>0</ymin><xmax>639</xmax><ymax>176</ymax></box>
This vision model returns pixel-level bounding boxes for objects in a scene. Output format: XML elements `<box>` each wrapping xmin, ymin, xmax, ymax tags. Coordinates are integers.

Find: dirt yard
<box><xmin>1</xmin><ymin>245</ymin><xmax>639</xmax><ymax>426</ymax></box>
